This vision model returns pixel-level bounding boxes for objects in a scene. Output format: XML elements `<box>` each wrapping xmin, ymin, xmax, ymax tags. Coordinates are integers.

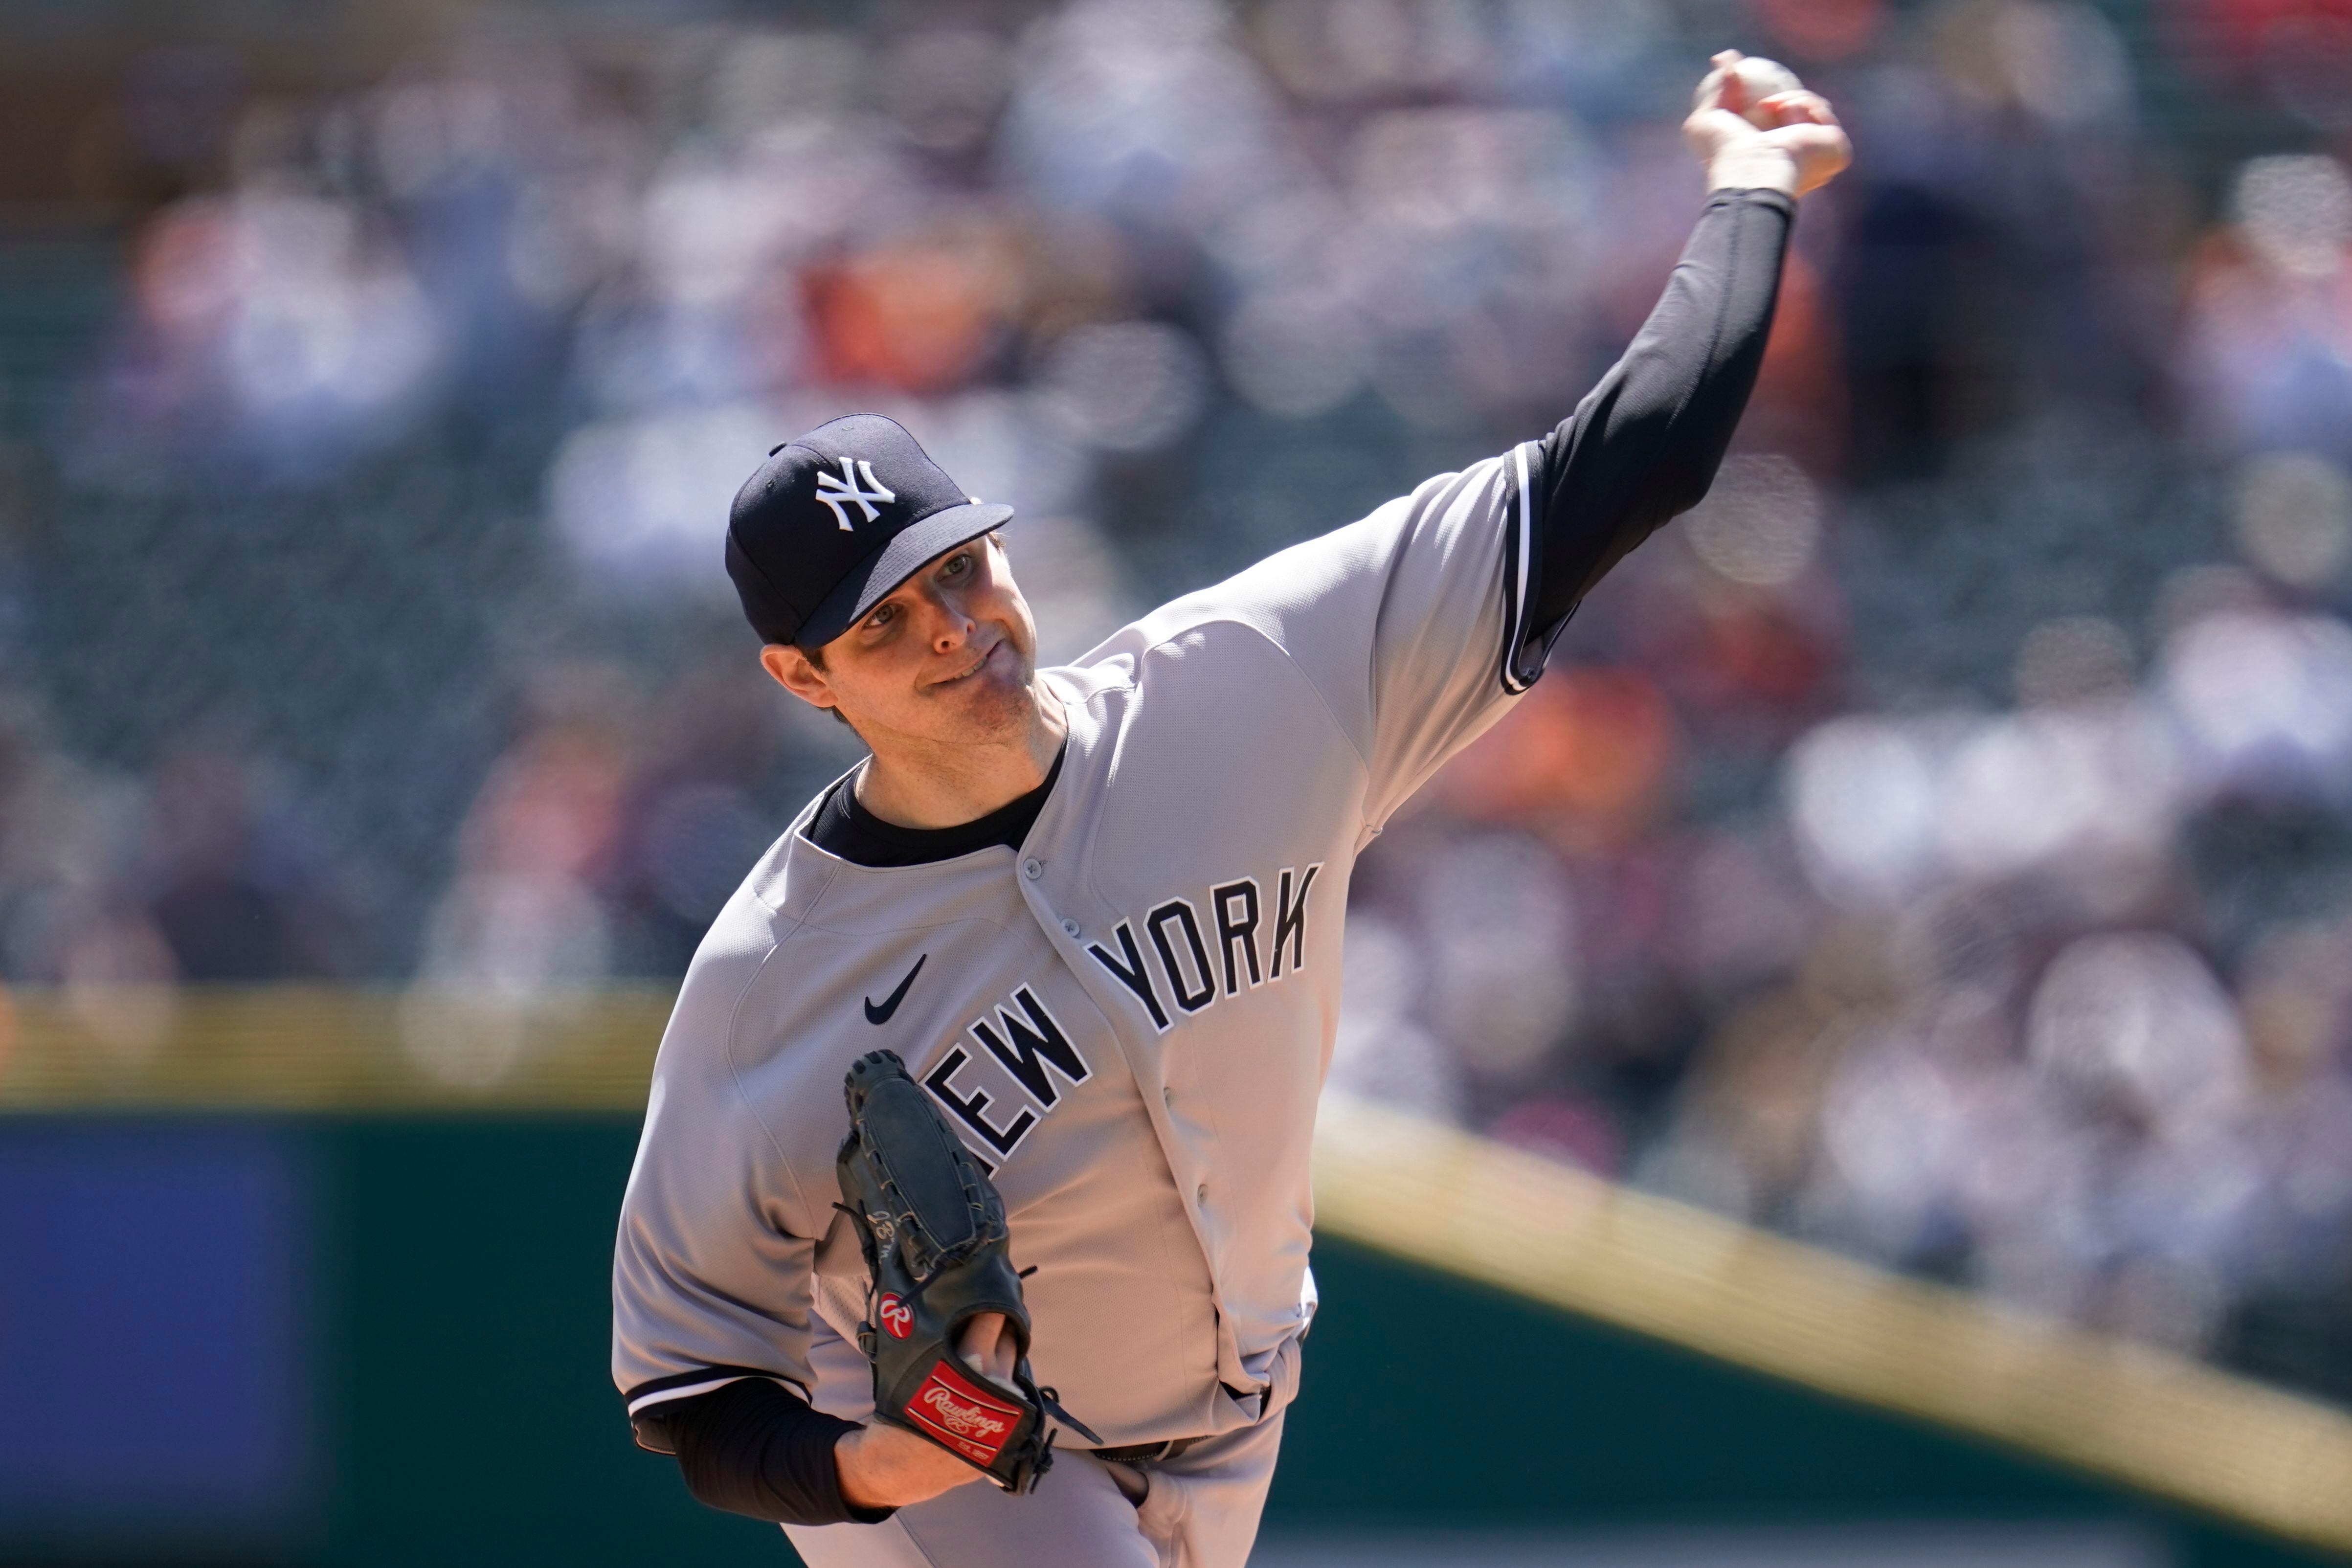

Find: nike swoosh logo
<box><xmin>864</xmin><ymin>954</ymin><xmax>927</xmax><ymax>1026</ymax></box>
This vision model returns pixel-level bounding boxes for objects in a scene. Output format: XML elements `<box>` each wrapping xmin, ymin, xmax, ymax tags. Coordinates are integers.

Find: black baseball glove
<box><xmin>835</xmin><ymin>1049</ymin><xmax>1099</xmax><ymax>1493</ymax></box>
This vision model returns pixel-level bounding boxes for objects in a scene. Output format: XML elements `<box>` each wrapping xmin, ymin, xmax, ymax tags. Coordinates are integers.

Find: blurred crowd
<box><xmin>6</xmin><ymin>0</ymin><xmax>2352</xmax><ymax>1400</ymax></box>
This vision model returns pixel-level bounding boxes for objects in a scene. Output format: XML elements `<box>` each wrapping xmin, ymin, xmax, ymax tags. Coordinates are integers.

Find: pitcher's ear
<box><xmin>760</xmin><ymin>643</ymin><xmax>835</xmax><ymax>710</ymax></box>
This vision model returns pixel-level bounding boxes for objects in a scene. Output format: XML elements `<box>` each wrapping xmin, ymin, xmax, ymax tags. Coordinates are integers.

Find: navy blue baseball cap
<box><xmin>725</xmin><ymin>413</ymin><xmax>1013</xmax><ymax>650</ymax></box>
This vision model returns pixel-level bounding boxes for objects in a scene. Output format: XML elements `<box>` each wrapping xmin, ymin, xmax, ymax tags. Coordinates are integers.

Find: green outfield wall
<box><xmin>1</xmin><ymin>1113</ymin><xmax>2337</xmax><ymax>1568</ymax></box>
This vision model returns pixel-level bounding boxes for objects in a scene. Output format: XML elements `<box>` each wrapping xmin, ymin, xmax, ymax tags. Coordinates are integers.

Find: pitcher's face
<box><xmin>764</xmin><ymin>535</ymin><xmax>1043</xmax><ymax>748</ymax></box>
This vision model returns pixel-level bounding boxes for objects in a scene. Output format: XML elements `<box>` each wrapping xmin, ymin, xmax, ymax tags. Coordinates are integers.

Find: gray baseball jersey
<box><xmin>611</xmin><ymin>443</ymin><xmax>1542</xmax><ymax>1448</ymax></box>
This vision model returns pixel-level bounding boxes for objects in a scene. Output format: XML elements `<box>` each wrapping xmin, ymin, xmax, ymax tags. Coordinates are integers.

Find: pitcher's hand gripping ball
<box><xmin>1703</xmin><ymin>51</ymin><xmax>1806</xmax><ymax>127</ymax></box>
<box><xmin>836</xmin><ymin>1050</ymin><xmax>1099</xmax><ymax>1492</ymax></box>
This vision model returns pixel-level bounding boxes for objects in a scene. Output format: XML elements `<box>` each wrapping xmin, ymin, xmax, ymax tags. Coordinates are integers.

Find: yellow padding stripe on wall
<box><xmin>0</xmin><ymin>986</ymin><xmax>676</xmax><ymax>1112</ymax></box>
<box><xmin>1313</xmin><ymin>1092</ymin><xmax>2352</xmax><ymax>1557</ymax></box>
<box><xmin>7</xmin><ymin>990</ymin><xmax>2352</xmax><ymax>1550</ymax></box>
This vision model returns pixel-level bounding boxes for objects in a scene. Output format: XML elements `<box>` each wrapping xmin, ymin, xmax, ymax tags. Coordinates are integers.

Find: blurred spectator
<box><xmin>142</xmin><ymin>732</ymin><xmax>359</xmax><ymax>982</ymax></box>
<box><xmin>2177</xmin><ymin>153</ymin><xmax>2352</xmax><ymax>457</ymax></box>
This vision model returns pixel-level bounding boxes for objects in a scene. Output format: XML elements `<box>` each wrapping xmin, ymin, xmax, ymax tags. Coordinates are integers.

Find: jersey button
<box><xmin>1060</xmin><ymin>918</ymin><xmax>1080</xmax><ymax>937</ymax></box>
<box><xmin>1022</xmin><ymin>857</ymin><xmax>1043</xmax><ymax>880</ymax></box>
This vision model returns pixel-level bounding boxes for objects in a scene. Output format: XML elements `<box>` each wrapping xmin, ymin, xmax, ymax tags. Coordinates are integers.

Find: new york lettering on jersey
<box><xmin>1082</xmin><ymin>863</ymin><xmax>1323</xmax><ymax>1031</ymax></box>
<box><xmin>919</xmin><ymin>984</ymin><xmax>1092</xmax><ymax>1164</ymax></box>
<box><xmin>909</xmin><ymin>859</ymin><xmax>1324</xmax><ymax>1165</ymax></box>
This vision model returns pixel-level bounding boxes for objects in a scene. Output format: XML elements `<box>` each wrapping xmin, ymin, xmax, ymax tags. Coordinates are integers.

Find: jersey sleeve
<box><xmin>1350</xmin><ymin>450</ymin><xmax>1545</xmax><ymax>826</ymax></box>
<box><xmin>611</xmin><ymin>914</ymin><xmax>824</xmax><ymax>1434</ymax></box>
<box><xmin>1107</xmin><ymin>449</ymin><xmax>1538</xmax><ymax>832</ymax></box>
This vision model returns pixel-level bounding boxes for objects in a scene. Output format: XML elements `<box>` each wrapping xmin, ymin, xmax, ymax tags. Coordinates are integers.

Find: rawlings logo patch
<box><xmin>879</xmin><ymin>1293</ymin><xmax>914</xmax><ymax>1340</ymax></box>
<box><xmin>903</xmin><ymin>1360</ymin><xmax>1023</xmax><ymax>1466</ymax></box>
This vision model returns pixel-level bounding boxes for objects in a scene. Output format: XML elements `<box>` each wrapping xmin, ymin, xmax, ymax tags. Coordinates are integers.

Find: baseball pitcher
<box><xmin>612</xmin><ymin>53</ymin><xmax>1849</xmax><ymax>1568</ymax></box>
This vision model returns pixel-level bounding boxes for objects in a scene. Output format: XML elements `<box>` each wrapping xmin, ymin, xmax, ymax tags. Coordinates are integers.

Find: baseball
<box><xmin>1716</xmin><ymin>53</ymin><xmax>1807</xmax><ymax>127</ymax></box>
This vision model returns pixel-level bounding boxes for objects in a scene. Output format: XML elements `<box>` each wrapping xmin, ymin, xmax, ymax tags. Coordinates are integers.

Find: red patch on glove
<box><xmin>903</xmin><ymin>1360</ymin><xmax>1023</xmax><ymax>1467</ymax></box>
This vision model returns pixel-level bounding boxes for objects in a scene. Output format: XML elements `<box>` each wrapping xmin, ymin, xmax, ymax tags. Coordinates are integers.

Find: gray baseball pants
<box><xmin>784</xmin><ymin>1317</ymin><xmax>1286</xmax><ymax>1568</ymax></box>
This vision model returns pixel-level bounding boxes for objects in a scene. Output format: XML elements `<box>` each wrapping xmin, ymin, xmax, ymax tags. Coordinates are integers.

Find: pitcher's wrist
<box><xmin>1706</xmin><ymin>146</ymin><xmax>1800</xmax><ymax>194</ymax></box>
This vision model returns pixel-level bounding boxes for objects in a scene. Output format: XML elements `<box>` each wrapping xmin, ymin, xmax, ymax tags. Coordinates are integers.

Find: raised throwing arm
<box><xmin>1512</xmin><ymin>52</ymin><xmax>1850</xmax><ymax>668</ymax></box>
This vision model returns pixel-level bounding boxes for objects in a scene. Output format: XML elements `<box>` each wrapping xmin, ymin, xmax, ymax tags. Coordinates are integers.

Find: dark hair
<box><xmin>796</xmin><ymin>643</ymin><xmax>855</xmax><ymax>729</ymax></box>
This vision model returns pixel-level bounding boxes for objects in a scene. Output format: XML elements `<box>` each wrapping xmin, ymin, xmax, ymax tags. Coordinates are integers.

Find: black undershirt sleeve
<box><xmin>637</xmin><ymin>1378</ymin><xmax>895</xmax><ymax>1528</ymax></box>
<box><xmin>1518</xmin><ymin>187</ymin><xmax>1796</xmax><ymax>666</ymax></box>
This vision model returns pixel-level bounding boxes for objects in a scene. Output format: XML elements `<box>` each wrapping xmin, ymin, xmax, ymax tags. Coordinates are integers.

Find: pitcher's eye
<box><xmin>941</xmin><ymin>551</ymin><xmax>972</xmax><ymax>579</ymax></box>
<box><xmin>865</xmin><ymin>603</ymin><xmax>897</xmax><ymax>630</ymax></box>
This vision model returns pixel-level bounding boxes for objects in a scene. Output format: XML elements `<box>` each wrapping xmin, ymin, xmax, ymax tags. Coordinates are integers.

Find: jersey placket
<box><xmin>1011</xmin><ymin>697</ymin><xmax>1264</xmax><ymax>1401</ymax></box>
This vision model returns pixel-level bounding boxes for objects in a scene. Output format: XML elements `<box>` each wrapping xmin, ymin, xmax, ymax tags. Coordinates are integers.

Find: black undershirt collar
<box><xmin>805</xmin><ymin>745</ymin><xmax>1067</xmax><ymax>868</ymax></box>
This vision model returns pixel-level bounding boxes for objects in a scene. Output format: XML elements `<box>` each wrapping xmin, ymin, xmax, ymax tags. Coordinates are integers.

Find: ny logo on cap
<box><xmin>813</xmin><ymin>458</ymin><xmax>896</xmax><ymax>532</ymax></box>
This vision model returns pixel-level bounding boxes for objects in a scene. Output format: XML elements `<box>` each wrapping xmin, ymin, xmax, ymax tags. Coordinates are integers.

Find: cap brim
<box><xmin>794</xmin><ymin>501</ymin><xmax>1016</xmax><ymax>649</ymax></box>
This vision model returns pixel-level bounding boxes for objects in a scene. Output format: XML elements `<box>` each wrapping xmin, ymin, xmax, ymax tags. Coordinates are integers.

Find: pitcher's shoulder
<box><xmin>654</xmin><ymin>825</ymin><xmax>843</xmax><ymax>1062</ymax></box>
